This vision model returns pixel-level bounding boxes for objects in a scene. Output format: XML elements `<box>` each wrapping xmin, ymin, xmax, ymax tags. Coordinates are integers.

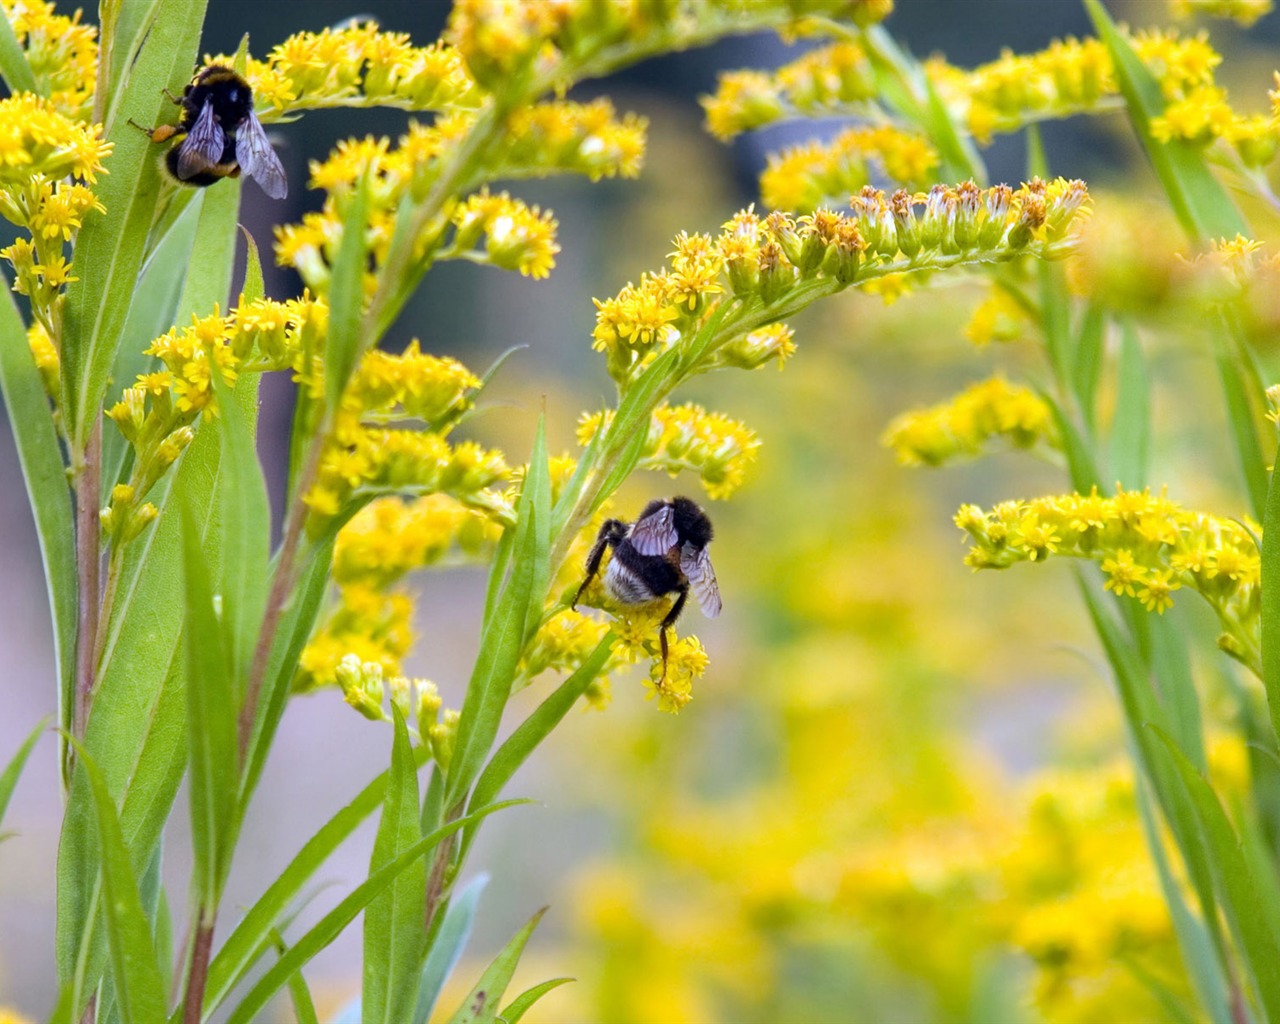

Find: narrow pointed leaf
<box><xmin>0</xmin><ymin>716</ymin><xmax>49</xmax><ymax>830</ymax></box>
<box><xmin>325</xmin><ymin>171</ymin><xmax>372</xmax><ymax>417</ymax></box>
<box><xmin>225</xmin><ymin>803</ymin><xmax>523</xmax><ymax>1024</ymax></box>
<box><xmin>502</xmin><ymin>978</ymin><xmax>574</xmax><ymax>1024</ymax></box>
<box><xmin>1109</xmin><ymin>321</ymin><xmax>1150</xmax><ymax>490</ymax></box>
<box><xmin>445</xmin><ymin>908</ymin><xmax>547</xmax><ymax>1024</ymax></box>
<box><xmin>211</xmin><ymin>365</ymin><xmax>270</xmax><ymax>683</ymax></box>
<box><xmin>1084</xmin><ymin>0</ymin><xmax>1246</xmax><ymax>241</ymax></box>
<box><xmin>101</xmin><ymin>0</ymin><xmax>162</xmax><ymax>129</ymax></box>
<box><xmin>204</xmin><ymin>745</ymin><xmax>431</xmax><ymax>1016</ymax></box>
<box><xmin>1136</xmin><ymin>780</ymin><xmax>1232</xmax><ymax>1024</ymax></box>
<box><xmin>70</xmin><ymin>741</ymin><xmax>168</xmax><ymax>1024</ymax></box>
<box><xmin>415</xmin><ymin>874</ymin><xmax>489</xmax><ymax>1024</ymax></box>
<box><xmin>463</xmin><ymin>635</ymin><xmax>612</xmax><ymax>861</ymax></box>
<box><xmin>0</xmin><ymin>7</ymin><xmax>37</xmax><ymax>95</ymax></box>
<box><xmin>180</xmin><ymin>496</ymin><xmax>239</xmax><ymax>905</ymax></box>
<box><xmin>363</xmin><ymin>708</ymin><xmax>427</xmax><ymax>1024</ymax></box>
<box><xmin>0</xmin><ymin>283</ymin><xmax>75</xmax><ymax>742</ymax></box>
<box><xmin>1149</xmin><ymin>726</ymin><xmax>1280</xmax><ymax>1020</ymax></box>
<box><xmin>1219</xmin><ymin>336</ymin><xmax>1269</xmax><ymax>522</ymax></box>
<box><xmin>446</xmin><ymin>424</ymin><xmax>549</xmax><ymax>806</ymax></box>
<box><xmin>239</xmin><ymin>227</ymin><xmax>265</xmax><ymax>305</ymax></box>
<box><xmin>271</xmin><ymin>931</ymin><xmax>320</xmax><ymax>1024</ymax></box>
<box><xmin>1264</xmin><ymin>457</ymin><xmax>1280</xmax><ymax>746</ymax></box>
<box><xmin>1072</xmin><ymin>304</ymin><xmax>1106</xmax><ymax>433</ymax></box>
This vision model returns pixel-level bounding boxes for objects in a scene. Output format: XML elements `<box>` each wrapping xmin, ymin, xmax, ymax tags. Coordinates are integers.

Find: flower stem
<box><xmin>72</xmin><ymin>418</ymin><xmax>102</xmax><ymax>751</ymax></box>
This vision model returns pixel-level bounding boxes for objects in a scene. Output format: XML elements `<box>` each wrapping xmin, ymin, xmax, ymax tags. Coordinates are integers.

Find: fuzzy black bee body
<box><xmin>572</xmin><ymin>497</ymin><xmax>721</xmax><ymax>678</ymax></box>
<box><xmin>134</xmin><ymin>65</ymin><xmax>287</xmax><ymax>199</ymax></box>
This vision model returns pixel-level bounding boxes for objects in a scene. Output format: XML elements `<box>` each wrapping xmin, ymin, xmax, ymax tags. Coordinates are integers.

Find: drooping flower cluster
<box><xmin>956</xmin><ymin>488</ymin><xmax>1262</xmax><ymax>673</ymax></box>
<box><xmin>298</xmin><ymin>494</ymin><xmax>498</xmax><ymax>693</ymax></box>
<box><xmin>206</xmin><ymin>22</ymin><xmax>480</xmax><ymax>120</ymax></box>
<box><xmin>578</xmin><ymin>402</ymin><xmax>762</xmax><ymax>499</ymax></box>
<box><xmin>759</xmin><ymin>125</ymin><xmax>939</xmax><ymax>212</ymax></box>
<box><xmin>590</xmin><ymin>180</ymin><xmax>1090</xmax><ymax>390</ymax></box>
<box><xmin>0</xmin><ymin>0</ymin><xmax>98</xmax><ymax>120</ymax></box>
<box><xmin>881</xmin><ymin>377</ymin><xmax>1056</xmax><ymax>467</ymax></box>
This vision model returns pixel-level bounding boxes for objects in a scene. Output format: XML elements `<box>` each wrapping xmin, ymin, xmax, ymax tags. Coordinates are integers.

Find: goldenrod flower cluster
<box><xmin>329</xmin><ymin>653</ymin><xmax>459</xmax><ymax>762</ymax></box>
<box><xmin>206</xmin><ymin>22</ymin><xmax>479</xmax><ymax>120</ymax></box>
<box><xmin>882</xmin><ymin>377</ymin><xmax>1056</xmax><ymax>467</ymax></box>
<box><xmin>759</xmin><ymin>125</ymin><xmax>939</xmax><ymax>212</ymax></box>
<box><xmin>276</xmin><ymin>101</ymin><xmax>642</xmax><ymax>292</ymax></box>
<box><xmin>298</xmin><ymin>494</ymin><xmax>498</xmax><ymax>693</ymax></box>
<box><xmin>306</xmin><ymin>355</ymin><xmax>509</xmax><ymax>522</ymax></box>
<box><xmin>446</xmin><ymin>0</ymin><xmax>893</xmax><ymax>99</ymax></box>
<box><xmin>0</xmin><ymin>0</ymin><xmax>97</xmax><ymax>120</ymax></box>
<box><xmin>578</xmin><ymin>402</ymin><xmax>761</xmax><ymax>499</ymax></box>
<box><xmin>0</xmin><ymin>92</ymin><xmax>110</xmax><ymax>333</ymax></box>
<box><xmin>703</xmin><ymin>42</ymin><xmax>877</xmax><ymax>141</ymax></box>
<box><xmin>964</xmin><ymin>285</ymin><xmax>1028</xmax><ymax>345</ymax></box>
<box><xmin>956</xmin><ymin>487</ymin><xmax>1262</xmax><ymax>672</ymax></box>
<box><xmin>924</xmin><ymin>29</ymin><xmax>1236</xmax><ymax>147</ymax></box>
<box><xmin>591</xmin><ymin>179</ymin><xmax>1089</xmax><ymax>389</ymax></box>
<box><xmin>1170</xmin><ymin>0</ymin><xmax>1273</xmax><ymax>26</ymax></box>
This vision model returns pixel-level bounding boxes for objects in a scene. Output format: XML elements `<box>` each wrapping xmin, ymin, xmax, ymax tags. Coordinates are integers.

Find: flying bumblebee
<box><xmin>132</xmin><ymin>65</ymin><xmax>287</xmax><ymax>199</ymax></box>
<box><xmin>572</xmin><ymin>497</ymin><xmax>722</xmax><ymax>679</ymax></box>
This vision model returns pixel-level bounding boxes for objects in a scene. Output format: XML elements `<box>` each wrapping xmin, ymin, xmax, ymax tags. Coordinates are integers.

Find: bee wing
<box><xmin>176</xmin><ymin>100</ymin><xmax>225</xmax><ymax>180</ymax></box>
<box><xmin>235</xmin><ymin>112</ymin><xmax>288</xmax><ymax>199</ymax></box>
<box><xmin>628</xmin><ymin>504</ymin><xmax>677</xmax><ymax>556</ymax></box>
<box><xmin>680</xmin><ymin>543</ymin><xmax>722</xmax><ymax>618</ymax></box>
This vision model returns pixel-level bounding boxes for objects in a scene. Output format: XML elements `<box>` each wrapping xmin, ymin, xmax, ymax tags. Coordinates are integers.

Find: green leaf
<box><xmin>0</xmin><ymin>717</ymin><xmax>49</xmax><ymax>830</ymax></box>
<box><xmin>1261</xmin><ymin>455</ymin><xmax>1280</xmax><ymax>747</ymax></box>
<box><xmin>363</xmin><ymin>708</ymin><xmax>427</xmax><ymax>1024</ymax></box>
<box><xmin>210</xmin><ymin>364</ymin><xmax>270</xmax><ymax>685</ymax></box>
<box><xmin>1076</xmin><ymin>575</ymin><xmax>1223</xmax><ymax>950</ymax></box>
<box><xmin>224</xmin><ymin>803</ymin><xmax>523</xmax><ymax>1024</ymax></box>
<box><xmin>445</xmin><ymin>908</ymin><xmax>547</xmax><ymax>1024</ymax></box>
<box><xmin>180</xmin><ymin>496</ymin><xmax>239</xmax><ymax>906</ymax></box>
<box><xmin>103</xmin><ymin>194</ymin><xmax>204</xmax><ymax>502</ymax></box>
<box><xmin>325</xmin><ymin>171</ymin><xmax>372</xmax><ymax>418</ymax></box>
<box><xmin>502</xmin><ymin>978</ymin><xmax>574</xmax><ymax>1024</ymax></box>
<box><xmin>1135</xmin><ymin>779</ymin><xmax>1233</xmax><ymax>1024</ymax></box>
<box><xmin>1084</xmin><ymin>0</ymin><xmax>1246</xmax><ymax>242</ymax></box>
<box><xmin>522</xmin><ymin>417</ymin><xmax>552</xmax><ymax>641</ymax></box>
<box><xmin>239</xmin><ymin>227</ymin><xmax>265</xmax><ymax>305</ymax></box>
<box><xmin>70</xmin><ymin>740</ymin><xmax>168</xmax><ymax>1024</ymax></box>
<box><xmin>1072</xmin><ymin>304</ymin><xmax>1106</xmax><ymax>434</ymax></box>
<box><xmin>446</xmin><ymin>423</ymin><xmax>549</xmax><ymax>807</ymax></box>
<box><xmin>1043</xmin><ymin>393</ymin><xmax>1100</xmax><ymax>494</ymax></box>
<box><xmin>1149</xmin><ymin>726</ymin><xmax>1280</xmax><ymax>1021</ymax></box>
<box><xmin>101</xmin><ymin>0</ymin><xmax>163</xmax><ymax>129</ymax></box>
<box><xmin>271</xmin><ymin>930</ymin><xmax>320</xmax><ymax>1024</ymax></box>
<box><xmin>1218</xmin><ymin>328</ymin><xmax>1269</xmax><ymax>522</ymax></box>
<box><xmin>415</xmin><ymin>873</ymin><xmax>488</xmax><ymax>1024</ymax></box>
<box><xmin>462</xmin><ymin>636</ymin><xmax>612</xmax><ymax>861</ymax></box>
<box><xmin>238</xmin><ymin>537</ymin><xmax>335</xmax><ymax>806</ymax></box>
<box><xmin>0</xmin><ymin>284</ymin><xmax>76</xmax><ymax>747</ymax></box>
<box><xmin>1037</xmin><ymin>261</ymin><xmax>1071</xmax><ymax>386</ymax></box>
<box><xmin>204</xmin><ymin>744</ymin><xmax>431</xmax><ymax>1016</ymax></box>
<box><xmin>60</xmin><ymin>0</ymin><xmax>209</xmax><ymax>447</ymax></box>
<box><xmin>1108</xmin><ymin>321</ymin><xmax>1150</xmax><ymax>490</ymax></box>
<box><xmin>57</xmin><ymin>170</ymin><xmax>247</xmax><ymax>991</ymax></box>
<box><xmin>0</xmin><ymin>6</ymin><xmax>37</xmax><ymax>95</ymax></box>
<box><xmin>921</xmin><ymin>69</ymin><xmax>985</xmax><ymax>185</ymax></box>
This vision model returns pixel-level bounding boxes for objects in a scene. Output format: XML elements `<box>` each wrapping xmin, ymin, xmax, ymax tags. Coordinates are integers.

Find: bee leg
<box><xmin>571</xmin><ymin>520</ymin><xmax>620</xmax><ymax>610</ymax></box>
<box><xmin>162</xmin><ymin>87</ymin><xmax>184</xmax><ymax>106</ymax></box>
<box><xmin>657</xmin><ymin>584</ymin><xmax>689</xmax><ymax>683</ymax></box>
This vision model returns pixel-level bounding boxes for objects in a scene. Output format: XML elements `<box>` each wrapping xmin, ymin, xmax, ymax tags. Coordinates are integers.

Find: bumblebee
<box><xmin>132</xmin><ymin>65</ymin><xmax>287</xmax><ymax>199</ymax></box>
<box><xmin>572</xmin><ymin>497</ymin><xmax>722</xmax><ymax>678</ymax></box>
